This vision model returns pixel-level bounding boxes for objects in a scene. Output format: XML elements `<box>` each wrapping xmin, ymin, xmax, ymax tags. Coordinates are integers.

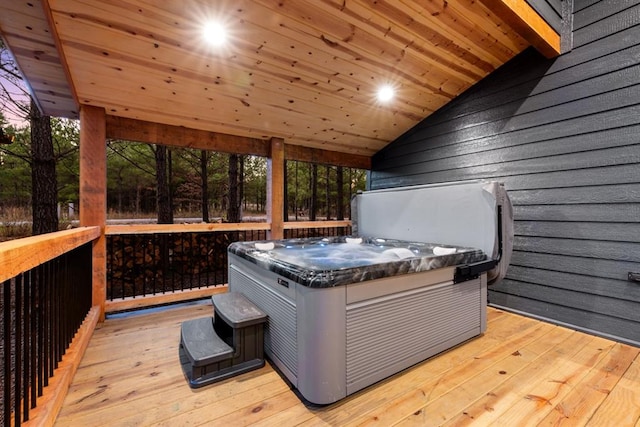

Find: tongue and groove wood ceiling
<box><xmin>0</xmin><ymin>0</ymin><xmax>559</xmax><ymax>157</ymax></box>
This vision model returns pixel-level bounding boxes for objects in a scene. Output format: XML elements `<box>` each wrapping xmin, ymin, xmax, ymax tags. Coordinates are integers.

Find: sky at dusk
<box><xmin>0</xmin><ymin>47</ymin><xmax>30</xmax><ymax>128</ymax></box>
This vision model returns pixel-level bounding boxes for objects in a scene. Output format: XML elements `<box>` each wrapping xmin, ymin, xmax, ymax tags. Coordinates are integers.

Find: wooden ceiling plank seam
<box><xmin>391</xmin><ymin>0</ymin><xmax>517</xmax><ymax>66</ymax></box>
<box><xmin>399</xmin><ymin>0</ymin><xmax>528</xmax><ymax>57</ymax></box>
<box><xmin>442</xmin><ymin>0</ymin><xmax>530</xmax><ymax>52</ymax></box>
<box><xmin>50</xmin><ymin>19</ymin><xmax>438</xmax><ymax>137</ymax></box>
<box><xmin>48</xmin><ymin>12</ymin><xmax>449</xmax><ymax>118</ymax></box>
<box><xmin>64</xmin><ymin>54</ymin><xmax>417</xmax><ymax>142</ymax></box>
<box><xmin>346</xmin><ymin>0</ymin><xmax>510</xmax><ymax>67</ymax></box>
<box><xmin>50</xmin><ymin>0</ymin><xmax>462</xmax><ymax>91</ymax></box>
<box><xmin>253</xmin><ymin>0</ymin><xmax>486</xmax><ymax>85</ymax></box>
<box><xmin>351</xmin><ymin>0</ymin><xmax>499</xmax><ymax>63</ymax></box>
<box><xmin>265</xmin><ymin>0</ymin><xmax>490</xmax><ymax>79</ymax></box>
<box><xmin>49</xmin><ymin>4</ymin><xmax>465</xmax><ymax>107</ymax></box>
<box><xmin>478</xmin><ymin>0</ymin><xmax>561</xmax><ymax>58</ymax></box>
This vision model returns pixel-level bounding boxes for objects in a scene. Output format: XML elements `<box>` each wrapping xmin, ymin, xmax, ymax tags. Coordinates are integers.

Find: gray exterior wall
<box><xmin>526</xmin><ymin>0</ymin><xmax>563</xmax><ymax>32</ymax></box>
<box><xmin>369</xmin><ymin>0</ymin><xmax>640</xmax><ymax>345</ymax></box>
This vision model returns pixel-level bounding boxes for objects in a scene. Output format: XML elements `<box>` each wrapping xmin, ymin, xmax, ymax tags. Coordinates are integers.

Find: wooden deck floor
<box><xmin>55</xmin><ymin>300</ymin><xmax>640</xmax><ymax>426</ymax></box>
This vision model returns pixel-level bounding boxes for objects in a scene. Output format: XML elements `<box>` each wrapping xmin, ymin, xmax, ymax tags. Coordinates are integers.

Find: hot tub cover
<box><xmin>228</xmin><ymin>236</ymin><xmax>486</xmax><ymax>288</ymax></box>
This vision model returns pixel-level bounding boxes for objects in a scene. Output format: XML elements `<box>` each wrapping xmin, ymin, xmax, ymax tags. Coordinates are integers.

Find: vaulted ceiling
<box><xmin>0</xmin><ymin>0</ymin><xmax>559</xmax><ymax>158</ymax></box>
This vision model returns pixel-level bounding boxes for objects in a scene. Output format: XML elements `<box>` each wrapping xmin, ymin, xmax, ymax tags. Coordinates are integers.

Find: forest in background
<box><xmin>0</xmin><ymin>111</ymin><xmax>367</xmax><ymax>226</ymax></box>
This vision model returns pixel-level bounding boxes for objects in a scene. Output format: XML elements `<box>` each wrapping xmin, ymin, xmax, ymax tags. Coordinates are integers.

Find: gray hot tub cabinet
<box><xmin>229</xmin><ymin>253</ymin><xmax>486</xmax><ymax>405</ymax></box>
<box><xmin>228</xmin><ymin>180</ymin><xmax>513</xmax><ymax>405</ymax></box>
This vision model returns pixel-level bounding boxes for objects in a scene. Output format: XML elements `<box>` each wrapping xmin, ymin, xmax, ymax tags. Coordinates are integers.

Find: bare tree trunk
<box><xmin>168</xmin><ymin>148</ymin><xmax>173</xmax><ymax>218</ymax></box>
<box><xmin>30</xmin><ymin>99</ymin><xmax>58</xmax><ymax>235</ymax></box>
<box><xmin>116</xmin><ymin>174</ymin><xmax>123</xmax><ymax>212</ymax></box>
<box><xmin>283</xmin><ymin>160</ymin><xmax>289</xmax><ymax>222</ymax></box>
<box><xmin>135</xmin><ymin>184</ymin><xmax>141</xmax><ymax>214</ymax></box>
<box><xmin>336</xmin><ymin>166</ymin><xmax>344</xmax><ymax>220</ymax></box>
<box><xmin>325</xmin><ymin>165</ymin><xmax>331</xmax><ymax>220</ymax></box>
<box><xmin>200</xmin><ymin>150</ymin><xmax>209</xmax><ymax>222</ymax></box>
<box><xmin>348</xmin><ymin>168</ymin><xmax>353</xmax><ymax>219</ymax></box>
<box><xmin>239</xmin><ymin>155</ymin><xmax>244</xmax><ymax>219</ymax></box>
<box><xmin>227</xmin><ymin>153</ymin><xmax>241</xmax><ymax>222</ymax></box>
<box><xmin>155</xmin><ymin>144</ymin><xmax>173</xmax><ymax>224</ymax></box>
<box><xmin>294</xmin><ymin>161</ymin><xmax>299</xmax><ymax>221</ymax></box>
<box><xmin>310</xmin><ymin>163</ymin><xmax>318</xmax><ymax>221</ymax></box>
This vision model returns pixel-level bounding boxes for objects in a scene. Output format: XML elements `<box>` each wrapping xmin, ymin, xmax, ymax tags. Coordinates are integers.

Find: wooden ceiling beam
<box><xmin>284</xmin><ymin>144</ymin><xmax>371</xmax><ymax>170</ymax></box>
<box><xmin>479</xmin><ymin>0</ymin><xmax>561</xmax><ymax>58</ymax></box>
<box><xmin>106</xmin><ymin>115</ymin><xmax>270</xmax><ymax>157</ymax></box>
<box><xmin>105</xmin><ymin>115</ymin><xmax>371</xmax><ymax>169</ymax></box>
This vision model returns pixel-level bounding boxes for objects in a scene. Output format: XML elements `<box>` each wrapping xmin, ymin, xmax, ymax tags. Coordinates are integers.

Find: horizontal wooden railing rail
<box><xmin>104</xmin><ymin>221</ymin><xmax>352</xmax><ymax>312</ymax></box>
<box><xmin>0</xmin><ymin>227</ymin><xmax>101</xmax><ymax>283</ymax></box>
<box><xmin>105</xmin><ymin>220</ymin><xmax>352</xmax><ymax>235</ymax></box>
<box><xmin>105</xmin><ymin>222</ymin><xmax>271</xmax><ymax>235</ymax></box>
<box><xmin>0</xmin><ymin>227</ymin><xmax>101</xmax><ymax>427</ymax></box>
<box><xmin>282</xmin><ymin>220</ymin><xmax>351</xmax><ymax>230</ymax></box>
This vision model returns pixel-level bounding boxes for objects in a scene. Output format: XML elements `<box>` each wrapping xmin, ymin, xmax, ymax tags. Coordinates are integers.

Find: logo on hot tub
<box><xmin>277</xmin><ymin>278</ymin><xmax>289</xmax><ymax>288</ymax></box>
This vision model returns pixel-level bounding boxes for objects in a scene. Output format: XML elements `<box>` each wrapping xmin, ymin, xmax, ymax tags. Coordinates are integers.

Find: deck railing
<box><xmin>105</xmin><ymin>221</ymin><xmax>352</xmax><ymax>311</ymax></box>
<box><xmin>0</xmin><ymin>227</ymin><xmax>101</xmax><ymax>427</ymax></box>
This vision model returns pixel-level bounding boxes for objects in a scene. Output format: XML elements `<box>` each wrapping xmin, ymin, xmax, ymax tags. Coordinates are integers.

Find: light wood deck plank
<box><xmin>54</xmin><ymin>302</ymin><xmax>639</xmax><ymax>427</ymax></box>
<box><xmin>364</xmin><ymin>323</ymin><xmax>571</xmax><ymax>426</ymax></box>
<box><xmin>438</xmin><ymin>335</ymin><xmax>614</xmax><ymax>426</ymax></box>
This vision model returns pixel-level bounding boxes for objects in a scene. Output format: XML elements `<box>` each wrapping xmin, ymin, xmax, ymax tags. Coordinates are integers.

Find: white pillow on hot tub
<box><xmin>433</xmin><ymin>246</ymin><xmax>457</xmax><ymax>256</ymax></box>
<box><xmin>255</xmin><ymin>242</ymin><xmax>275</xmax><ymax>251</ymax></box>
<box><xmin>382</xmin><ymin>248</ymin><xmax>415</xmax><ymax>259</ymax></box>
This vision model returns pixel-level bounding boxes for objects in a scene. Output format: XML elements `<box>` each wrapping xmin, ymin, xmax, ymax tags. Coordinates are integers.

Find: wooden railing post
<box><xmin>80</xmin><ymin>105</ymin><xmax>107</xmax><ymax>321</ymax></box>
<box><xmin>267</xmin><ymin>137</ymin><xmax>285</xmax><ymax>240</ymax></box>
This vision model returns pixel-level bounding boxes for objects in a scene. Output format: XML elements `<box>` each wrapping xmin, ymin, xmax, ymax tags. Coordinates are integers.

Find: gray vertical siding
<box><xmin>526</xmin><ymin>0</ymin><xmax>563</xmax><ymax>32</ymax></box>
<box><xmin>370</xmin><ymin>0</ymin><xmax>640</xmax><ymax>345</ymax></box>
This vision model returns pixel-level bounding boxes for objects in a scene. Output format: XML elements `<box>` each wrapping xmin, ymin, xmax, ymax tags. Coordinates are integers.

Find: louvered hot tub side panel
<box><xmin>346</xmin><ymin>277</ymin><xmax>484</xmax><ymax>395</ymax></box>
<box><xmin>228</xmin><ymin>262</ymin><xmax>298</xmax><ymax>380</ymax></box>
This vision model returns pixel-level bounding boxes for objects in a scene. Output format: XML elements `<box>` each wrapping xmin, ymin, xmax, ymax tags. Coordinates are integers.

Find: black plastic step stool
<box><xmin>180</xmin><ymin>292</ymin><xmax>267</xmax><ymax>388</ymax></box>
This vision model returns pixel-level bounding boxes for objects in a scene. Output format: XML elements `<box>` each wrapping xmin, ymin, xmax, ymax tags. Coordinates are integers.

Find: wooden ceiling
<box><xmin>0</xmin><ymin>0</ymin><xmax>559</xmax><ymax>158</ymax></box>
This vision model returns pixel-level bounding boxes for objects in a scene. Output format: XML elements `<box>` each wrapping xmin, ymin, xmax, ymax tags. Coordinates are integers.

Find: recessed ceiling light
<box><xmin>377</xmin><ymin>85</ymin><xmax>395</xmax><ymax>103</ymax></box>
<box><xmin>203</xmin><ymin>21</ymin><xmax>227</xmax><ymax>46</ymax></box>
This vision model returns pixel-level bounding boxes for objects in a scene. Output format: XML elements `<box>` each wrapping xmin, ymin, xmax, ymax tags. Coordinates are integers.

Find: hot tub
<box><xmin>227</xmin><ymin>180</ymin><xmax>513</xmax><ymax>405</ymax></box>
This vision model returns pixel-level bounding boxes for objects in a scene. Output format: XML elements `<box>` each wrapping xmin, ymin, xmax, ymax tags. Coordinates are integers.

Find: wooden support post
<box><xmin>80</xmin><ymin>105</ymin><xmax>107</xmax><ymax>321</ymax></box>
<box><xmin>267</xmin><ymin>137</ymin><xmax>285</xmax><ymax>240</ymax></box>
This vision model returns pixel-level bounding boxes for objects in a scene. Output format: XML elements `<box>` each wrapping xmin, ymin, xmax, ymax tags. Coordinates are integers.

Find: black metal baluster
<box><xmin>120</xmin><ymin>235</ymin><xmax>126</xmax><ymax>300</ymax></box>
<box><xmin>15</xmin><ymin>275</ymin><xmax>23</xmax><ymax>426</ymax></box>
<box><xmin>54</xmin><ymin>258</ymin><xmax>61</xmax><ymax>369</ymax></box>
<box><xmin>36</xmin><ymin>265</ymin><xmax>43</xmax><ymax>397</ymax></box>
<box><xmin>192</xmin><ymin>233</ymin><xmax>197</xmax><ymax>290</ymax></box>
<box><xmin>197</xmin><ymin>233</ymin><xmax>202</xmax><ymax>289</ymax></box>
<box><xmin>149</xmin><ymin>235</ymin><xmax>158</xmax><ymax>295</ymax></box>
<box><xmin>30</xmin><ymin>268</ymin><xmax>36</xmax><ymax>409</ymax></box>
<box><xmin>3</xmin><ymin>279</ymin><xmax>12</xmax><ymax>427</ymax></box>
<box><xmin>180</xmin><ymin>233</ymin><xmax>185</xmax><ymax>292</ymax></box>
<box><xmin>61</xmin><ymin>254</ymin><xmax>69</xmax><ymax>356</ymax></box>
<box><xmin>105</xmin><ymin>237</ymin><xmax>110</xmax><ymax>301</ymax></box>
<box><xmin>204</xmin><ymin>233</ymin><xmax>210</xmax><ymax>288</ymax></box>
<box><xmin>23</xmin><ymin>271</ymin><xmax>31</xmax><ymax>422</ymax></box>
<box><xmin>41</xmin><ymin>263</ymin><xmax>47</xmax><ymax>388</ymax></box>
<box><xmin>46</xmin><ymin>261</ymin><xmax>53</xmax><ymax>386</ymax></box>
<box><xmin>166</xmin><ymin>234</ymin><xmax>172</xmax><ymax>293</ymax></box>
<box><xmin>143</xmin><ymin>235</ymin><xmax>148</xmax><ymax>296</ymax></box>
